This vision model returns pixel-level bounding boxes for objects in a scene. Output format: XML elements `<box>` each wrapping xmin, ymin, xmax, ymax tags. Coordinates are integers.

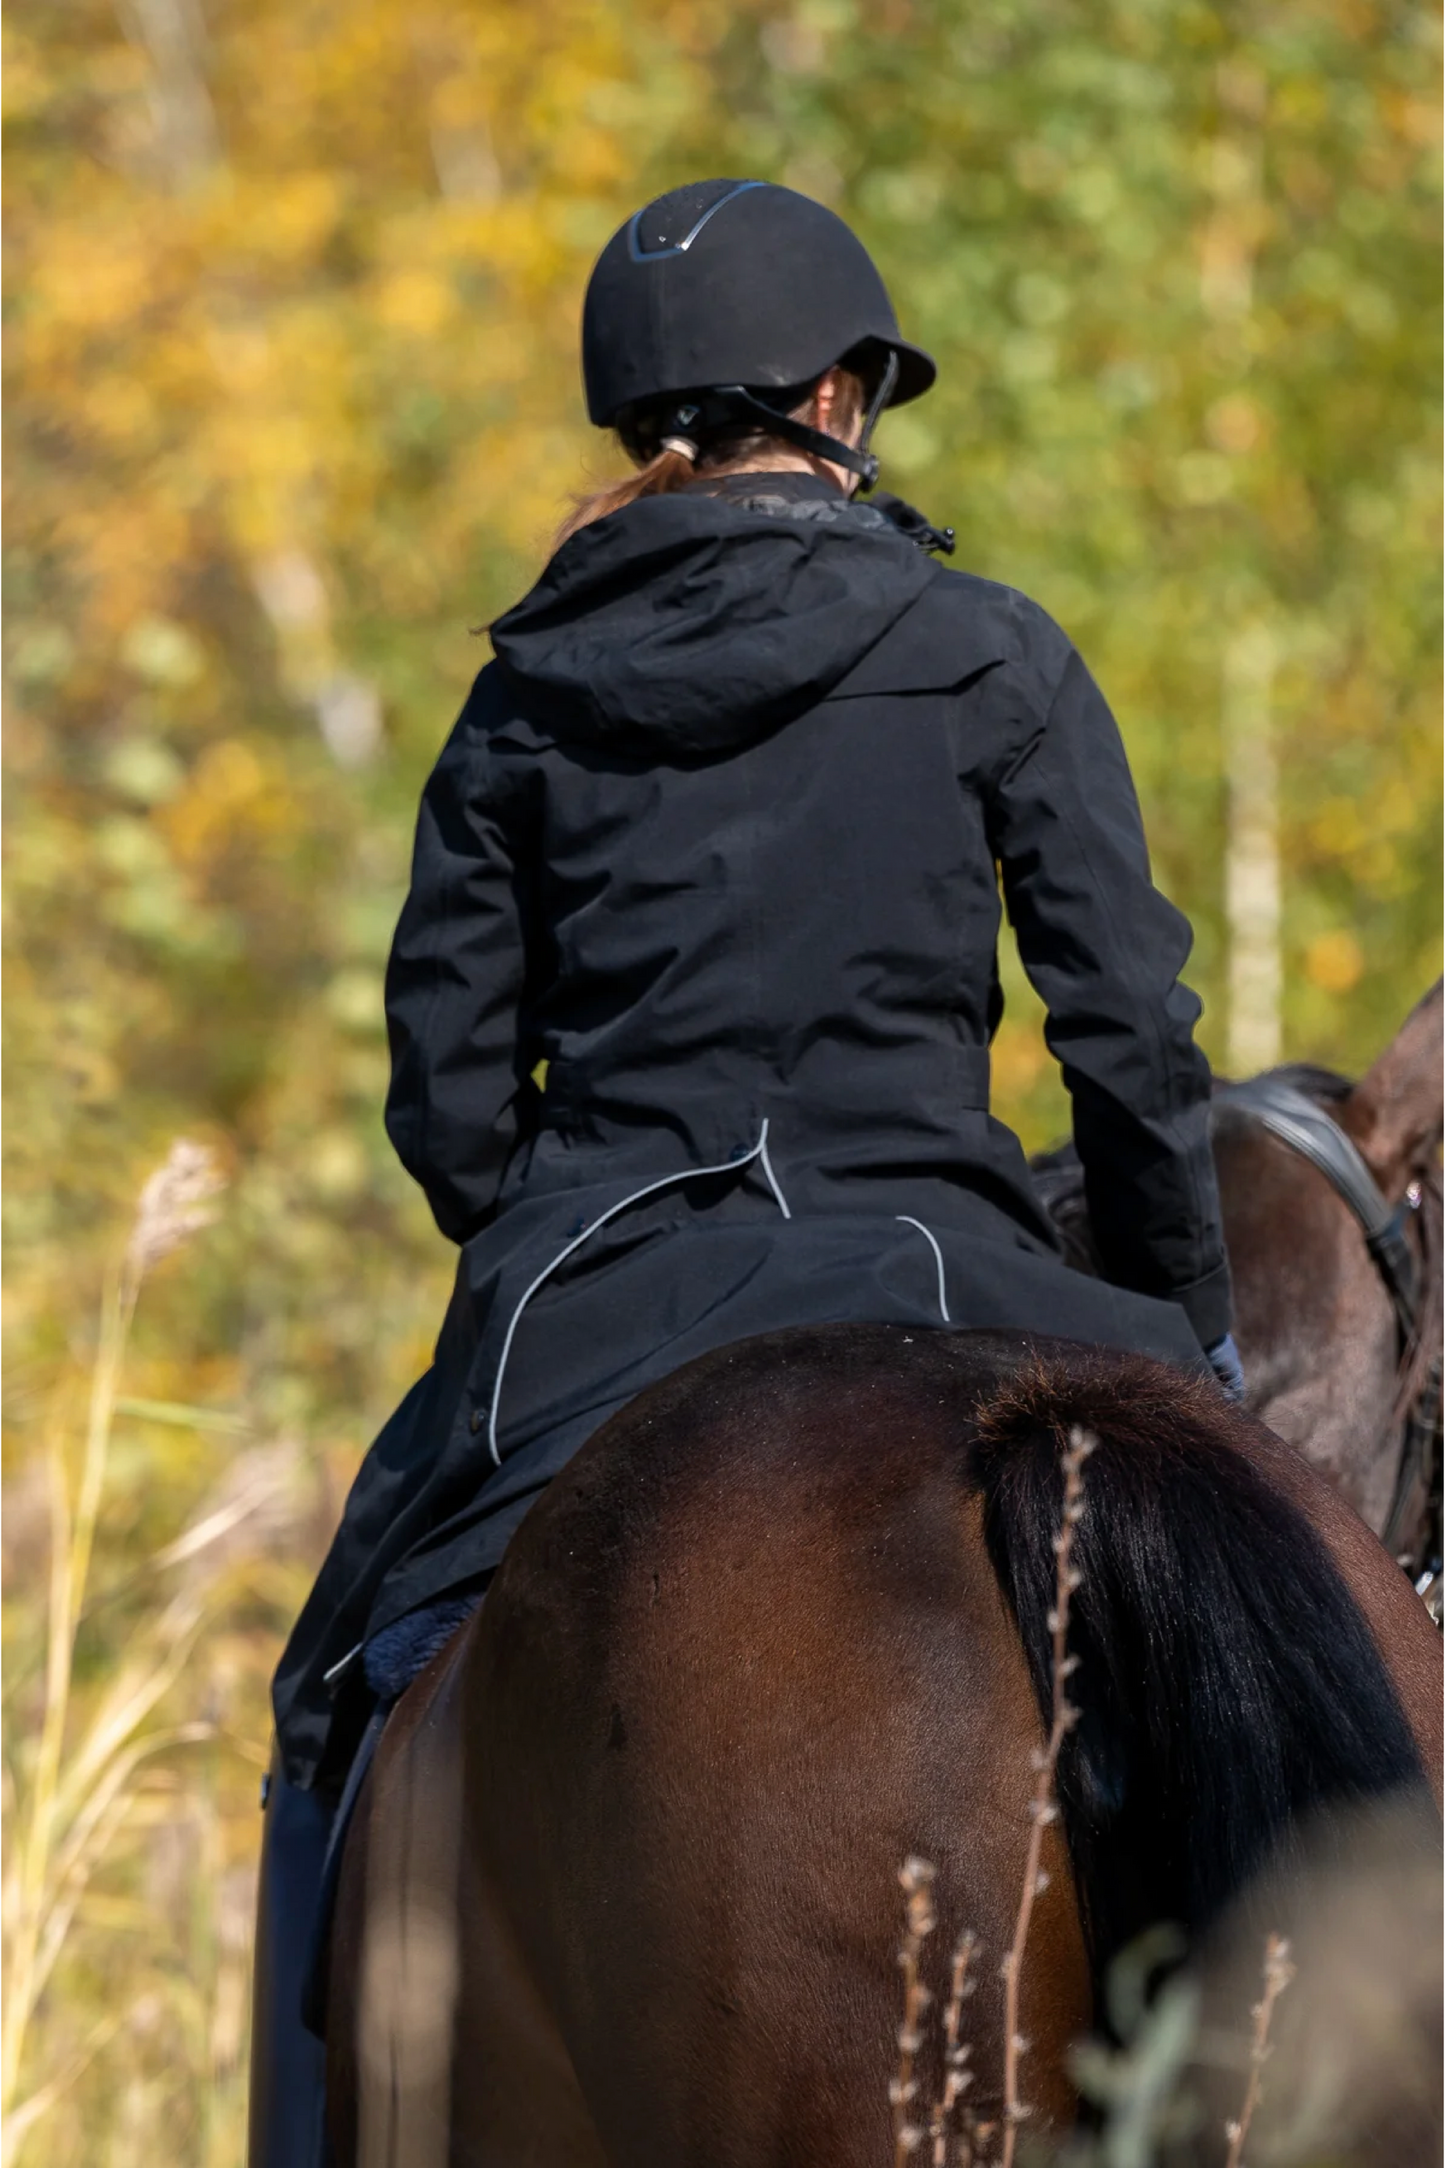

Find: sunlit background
<box><xmin>4</xmin><ymin>0</ymin><xmax>1439</xmax><ymax>2156</ymax></box>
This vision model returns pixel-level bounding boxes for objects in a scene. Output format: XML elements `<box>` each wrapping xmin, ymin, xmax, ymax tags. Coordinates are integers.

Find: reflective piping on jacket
<box><xmin>896</xmin><ymin>1215</ymin><xmax>951</xmax><ymax>1324</ymax></box>
<box><xmin>757</xmin><ymin>1124</ymin><xmax>792</xmax><ymax>1219</ymax></box>
<box><xmin>486</xmin><ymin>1119</ymin><xmax>790</xmax><ymax>1468</ymax></box>
<box><xmin>322</xmin><ymin>1642</ymin><xmax>363</xmax><ymax>1692</ymax></box>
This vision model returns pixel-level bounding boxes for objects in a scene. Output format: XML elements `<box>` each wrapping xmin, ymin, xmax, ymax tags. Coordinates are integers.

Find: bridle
<box><xmin>1215</xmin><ymin>1076</ymin><xmax>1442</xmax><ymax>1568</ymax></box>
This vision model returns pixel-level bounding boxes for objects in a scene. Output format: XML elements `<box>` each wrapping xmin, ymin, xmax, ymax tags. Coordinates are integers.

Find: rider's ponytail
<box><xmin>553</xmin><ymin>440</ymin><xmax>702</xmax><ymax>548</ymax></box>
<box><xmin>554</xmin><ymin>368</ymin><xmax>867</xmax><ymax>550</ymax></box>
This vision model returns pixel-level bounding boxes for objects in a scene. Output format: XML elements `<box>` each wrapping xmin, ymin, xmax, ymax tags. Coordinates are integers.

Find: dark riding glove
<box><xmin>1206</xmin><ymin>1332</ymin><xmax>1245</xmax><ymax>1403</ymax></box>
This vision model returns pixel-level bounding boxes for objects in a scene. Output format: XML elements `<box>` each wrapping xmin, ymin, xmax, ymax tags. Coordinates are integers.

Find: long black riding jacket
<box><xmin>274</xmin><ymin>470</ymin><xmax>1231</xmax><ymax>1788</ymax></box>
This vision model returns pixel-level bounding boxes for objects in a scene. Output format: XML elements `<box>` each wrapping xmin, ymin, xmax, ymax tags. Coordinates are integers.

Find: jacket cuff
<box><xmin>1163</xmin><ymin>1259</ymin><xmax>1235</xmax><ymax>1352</ymax></box>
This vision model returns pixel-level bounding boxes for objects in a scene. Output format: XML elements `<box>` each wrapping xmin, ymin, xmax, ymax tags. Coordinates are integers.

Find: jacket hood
<box><xmin>489</xmin><ymin>474</ymin><xmax>943</xmax><ymax>756</ymax></box>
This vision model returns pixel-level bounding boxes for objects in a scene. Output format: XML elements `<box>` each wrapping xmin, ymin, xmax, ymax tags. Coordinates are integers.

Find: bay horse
<box><xmin>1034</xmin><ymin>982</ymin><xmax>1444</xmax><ymax>1575</ymax></box>
<box><xmin>324</xmin><ymin>1327</ymin><xmax>1441</xmax><ymax>2166</ymax></box>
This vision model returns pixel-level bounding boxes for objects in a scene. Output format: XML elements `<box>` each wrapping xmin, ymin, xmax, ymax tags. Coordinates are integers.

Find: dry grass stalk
<box><xmin>125</xmin><ymin>1138</ymin><xmax>226</xmax><ymax>1278</ymax></box>
<box><xmin>1222</xmin><ymin>1932</ymin><xmax>1295</xmax><ymax>2168</ymax></box>
<box><xmin>1</xmin><ymin>1140</ymin><xmax>224</xmax><ymax>2161</ymax></box>
<box><xmin>928</xmin><ymin>1927</ymin><xmax>977</xmax><ymax>2165</ymax></box>
<box><xmin>997</xmin><ymin>1424</ymin><xmax>1095</xmax><ymax>2168</ymax></box>
<box><xmin>891</xmin><ymin>1856</ymin><xmax>938</xmax><ymax>2161</ymax></box>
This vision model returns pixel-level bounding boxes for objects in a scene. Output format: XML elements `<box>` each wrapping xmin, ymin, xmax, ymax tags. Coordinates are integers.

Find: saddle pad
<box><xmin>363</xmin><ymin>1592</ymin><xmax>482</xmax><ymax>1701</ymax></box>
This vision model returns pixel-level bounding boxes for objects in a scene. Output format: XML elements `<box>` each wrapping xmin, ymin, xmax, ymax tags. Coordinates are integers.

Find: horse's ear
<box><xmin>1339</xmin><ymin>979</ymin><xmax>1444</xmax><ymax>1201</ymax></box>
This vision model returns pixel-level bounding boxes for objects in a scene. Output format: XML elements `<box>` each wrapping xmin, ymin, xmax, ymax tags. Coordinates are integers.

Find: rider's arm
<box><xmin>383</xmin><ymin>676</ymin><xmax>533</xmax><ymax>1244</ymax></box>
<box><xmin>986</xmin><ymin>641</ymin><xmax>1234</xmax><ymax>1351</ymax></box>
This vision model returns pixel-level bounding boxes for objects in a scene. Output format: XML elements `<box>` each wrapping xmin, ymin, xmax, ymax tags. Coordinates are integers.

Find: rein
<box><xmin>1215</xmin><ymin>1077</ymin><xmax>1442</xmax><ymax>1562</ymax></box>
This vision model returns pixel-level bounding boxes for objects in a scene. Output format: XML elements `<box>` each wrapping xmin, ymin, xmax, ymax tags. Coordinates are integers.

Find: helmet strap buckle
<box><xmin>707</xmin><ymin>385</ymin><xmax>882</xmax><ymax>491</ymax></box>
<box><xmin>854</xmin><ymin>349</ymin><xmax>900</xmax><ymax>480</ymax></box>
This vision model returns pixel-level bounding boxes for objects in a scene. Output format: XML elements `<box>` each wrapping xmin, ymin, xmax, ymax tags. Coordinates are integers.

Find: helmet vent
<box><xmin>627</xmin><ymin>178</ymin><xmax>765</xmax><ymax>261</ymax></box>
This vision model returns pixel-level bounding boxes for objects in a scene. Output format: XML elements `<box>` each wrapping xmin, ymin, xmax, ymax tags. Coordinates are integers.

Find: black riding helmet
<box><xmin>582</xmin><ymin>179</ymin><xmax>936</xmax><ymax>491</ymax></box>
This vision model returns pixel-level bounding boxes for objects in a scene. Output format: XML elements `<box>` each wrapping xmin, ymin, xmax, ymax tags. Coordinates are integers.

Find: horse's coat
<box><xmin>327</xmin><ymin>1326</ymin><xmax>1440</xmax><ymax>2166</ymax></box>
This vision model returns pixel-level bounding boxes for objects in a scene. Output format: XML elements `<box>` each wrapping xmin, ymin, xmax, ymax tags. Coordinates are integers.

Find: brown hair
<box><xmin>553</xmin><ymin>368</ymin><xmax>868</xmax><ymax>550</ymax></box>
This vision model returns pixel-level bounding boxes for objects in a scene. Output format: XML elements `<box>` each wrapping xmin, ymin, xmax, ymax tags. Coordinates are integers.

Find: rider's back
<box><xmin>389</xmin><ymin>471</ymin><xmax>1226</xmax><ymax>1335</ymax></box>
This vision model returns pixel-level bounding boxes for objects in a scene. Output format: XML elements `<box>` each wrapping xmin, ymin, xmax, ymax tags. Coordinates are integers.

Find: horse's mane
<box><xmin>1261</xmin><ymin>1059</ymin><xmax>1353</xmax><ymax>1103</ymax></box>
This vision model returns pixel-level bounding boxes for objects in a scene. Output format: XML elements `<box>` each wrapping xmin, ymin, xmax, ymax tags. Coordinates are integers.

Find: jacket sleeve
<box><xmin>384</xmin><ymin>685</ymin><xmax>534</xmax><ymax>1244</ymax></box>
<box><xmin>986</xmin><ymin>643</ymin><xmax>1233</xmax><ymax>1349</ymax></box>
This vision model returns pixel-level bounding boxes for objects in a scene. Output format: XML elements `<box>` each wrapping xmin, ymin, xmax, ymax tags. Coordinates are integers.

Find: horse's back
<box><xmin>456</xmin><ymin>1326</ymin><xmax>1082</xmax><ymax>2162</ymax></box>
<box><xmin>328</xmin><ymin>1321</ymin><xmax>1440</xmax><ymax>2165</ymax></box>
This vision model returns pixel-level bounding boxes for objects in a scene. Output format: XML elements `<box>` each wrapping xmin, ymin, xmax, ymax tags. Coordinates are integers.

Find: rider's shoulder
<box><xmin>414</xmin><ymin>664</ymin><xmax>549</xmax><ymax>813</ymax></box>
<box><xmin>927</xmin><ymin>564</ymin><xmax>1074</xmax><ymax>682</ymax></box>
<box><xmin>838</xmin><ymin>560</ymin><xmax>1074</xmax><ymax>706</ymax></box>
<box><xmin>448</xmin><ymin>660</ymin><xmax>550</xmax><ymax>755</ymax></box>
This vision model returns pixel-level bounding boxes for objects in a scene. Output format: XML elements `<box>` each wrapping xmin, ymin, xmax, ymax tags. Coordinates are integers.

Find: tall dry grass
<box><xmin>2</xmin><ymin>1141</ymin><xmax>328</xmax><ymax>2166</ymax></box>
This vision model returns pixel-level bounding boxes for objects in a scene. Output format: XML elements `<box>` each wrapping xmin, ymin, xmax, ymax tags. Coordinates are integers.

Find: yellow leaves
<box><xmin>83</xmin><ymin>732</ymin><xmax>312</xmax><ymax>964</ymax></box>
<box><xmin>9</xmin><ymin>0</ymin><xmax>762</xmax><ymax>698</ymax></box>
<box><xmin>8</xmin><ymin>626</ymin><xmax>76</xmax><ymax>690</ymax></box>
<box><xmin>6</xmin><ymin>15</ymin><xmax>773</xmax><ymax>2143</ymax></box>
<box><xmin>203</xmin><ymin>315</ymin><xmax>272</xmax><ymax>398</ymax></box>
<box><xmin>121</xmin><ymin>618</ymin><xmax>206</xmax><ymax>689</ymax></box>
<box><xmin>663</xmin><ymin>0</ymin><xmax>735</xmax><ymax>53</ymax></box>
<box><xmin>307</xmin><ymin>1128</ymin><xmax>371</xmax><ymax>1202</ymax></box>
<box><xmin>50</xmin><ymin>498</ymin><xmax>193</xmax><ymax>644</ymax></box>
<box><xmin>95</xmin><ymin>815</ymin><xmax>209</xmax><ymax>953</ymax></box>
<box><xmin>1309</xmin><ymin>795</ymin><xmax>1365</xmax><ymax>860</ymax></box>
<box><xmin>81</xmin><ymin>372</ymin><xmax>163</xmax><ymax>456</ymax></box>
<box><xmin>1203</xmin><ymin>138</ymin><xmax>1260</xmax><ymax>204</ymax></box>
<box><xmin>561</xmin><ymin>124</ymin><xmax>633</xmax><ymax>193</ymax></box>
<box><xmin>244</xmin><ymin>169</ymin><xmax>345</xmax><ymax>266</ymax></box>
<box><xmin>1304</xmin><ymin>930</ymin><xmax>1364</xmax><ymax>995</ymax></box>
<box><xmin>324</xmin><ymin>968</ymin><xmax>385</xmax><ymax>1036</ymax></box>
<box><xmin>187</xmin><ymin>736</ymin><xmax>267</xmax><ymax>804</ymax></box>
<box><xmin>991</xmin><ymin>1007</ymin><xmax>1071</xmax><ymax>1159</ymax></box>
<box><xmin>160</xmin><ymin>739</ymin><xmax>296</xmax><ymax>872</ymax></box>
<box><xmin>992</xmin><ymin>1023</ymin><xmax>1048</xmax><ymax>1101</ymax></box>
<box><xmin>373</xmin><ymin>267</ymin><xmax>457</xmax><ymax>338</ymax></box>
<box><xmin>1303</xmin><ymin>767</ymin><xmax>1428</xmax><ymax>906</ymax></box>
<box><xmin>1205</xmin><ymin>393</ymin><xmax>1266</xmax><ymax>455</ymax></box>
<box><xmin>1</xmin><ymin>26</ymin><xmax>55</xmax><ymax>126</ymax></box>
<box><xmin>1384</xmin><ymin>89</ymin><xmax>1440</xmax><ymax>151</ymax></box>
<box><xmin>1172</xmin><ymin>450</ymin><xmax>1234</xmax><ymax>506</ymax></box>
<box><xmin>61</xmin><ymin>235</ymin><xmax>153</xmax><ymax>332</ymax></box>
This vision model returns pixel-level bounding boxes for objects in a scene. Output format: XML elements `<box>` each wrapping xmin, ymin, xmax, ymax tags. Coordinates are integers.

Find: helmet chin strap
<box><xmin>671</xmin><ymin>350</ymin><xmax>900</xmax><ymax>494</ymax></box>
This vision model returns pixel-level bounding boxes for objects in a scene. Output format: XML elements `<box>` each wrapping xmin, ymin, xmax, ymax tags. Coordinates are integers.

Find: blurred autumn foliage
<box><xmin>3</xmin><ymin>0</ymin><xmax>1439</xmax><ymax>2157</ymax></box>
